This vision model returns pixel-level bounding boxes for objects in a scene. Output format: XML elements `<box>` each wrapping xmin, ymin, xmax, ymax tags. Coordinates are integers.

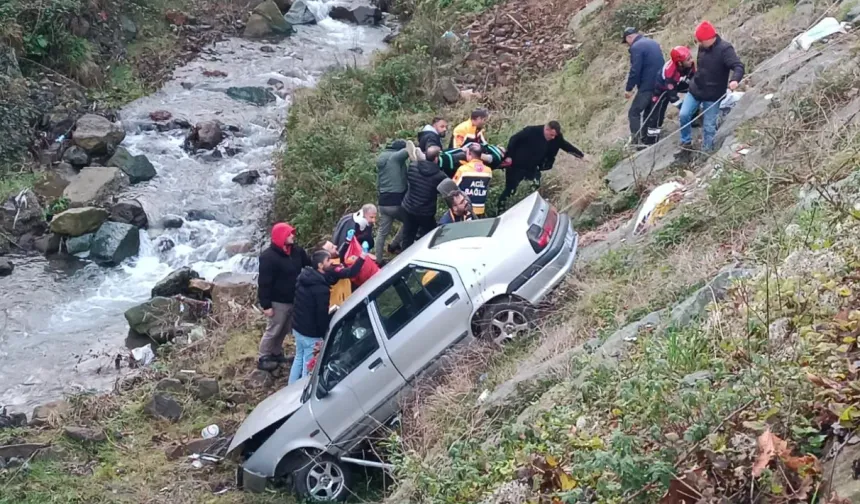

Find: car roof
<box><xmin>329</xmin><ymin>192</ymin><xmax>540</xmax><ymax>325</ymax></box>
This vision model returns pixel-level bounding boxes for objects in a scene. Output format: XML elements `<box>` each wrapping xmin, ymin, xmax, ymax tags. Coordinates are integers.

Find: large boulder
<box><xmin>89</xmin><ymin>221</ymin><xmax>140</xmax><ymax>265</ymax></box>
<box><xmin>72</xmin><ymin>114</ymin><xmax>125</xmax><ymax>154</ymax></box>
<box><xmin>144</xmin><ymin>394</ymin><xmax>182</xmax><ymax>422</ymax></box>
<box><xmin>109</xmin><ymin>200</ymin><xmax>148</xmax><ymax>229</ymax></box>
<box><xmin>107</xmin><ymin>147</ymin><xmax>156</xmax><ymax>183</ymax></box>
<box><xmin>32</xmin><ymin>167</ymin><xmax>75</xmax><ymax>200</ymax></box>
<box><xmin>50</xmin><ymin>207</ymin><xmax>108</xmax><ymax>236</ymax></box>
<box><xmin>244</xmin><ymin>0</ymin><xmax>294</xmax><ymax>37</ymax></box>
<box><xmin>124</xmin><ymin>296</ymin><xmax>210</xmax><ymax>342</ymax></box>
<box><xmin>226</xmin><ymin>87</ymin><xmax>276</xmax><ymax>106</ymax></box>
<box><xmin>1</xmin><ymin>189</ymin><xmax>45</xmax><ymax>237</ymax></box>
<box><xmin>211</xmin><ymin>272</ymin><xmax>257</xmax><ymax>310</ymax></box>
<box><xmin>329</xmin><ymin>5</ymin><xmax>381</xmax><ymax>25</ymax></box>
<box><xmin>32</xmin><ymin>233</ymin><xmax>61</xmax><ymax>255</ymax></box>
<box><xmin>0</xmin><ymin>258</ymin><xmax>13</xmax><ymax>276</ymax></box>
<box><xmin>65</xmin><ymin>232</ymin><xmax>94</xmax><ymax>254</ymax></box>
<box><xmin>30</xmin><ymin>400</ymin><xmax>70</xmax><ymax>427</ymax></box>
<box><xmin>64</xmin><ymin>425</ymin><xmax>106</xmax><ymax>442</ymax></box>
<box><xmin>184</xmin><ymin>121</ymin><xmax>224</xmax><ymax>152</ymax></box>
<box><xmin>151</xmin><ymin>267</ymin><xmax>200</xmax><ymax>298</ymax></box>
<box><xmin>232</xmin><ymin>170</ymin><xmax>260</xmax><ymax>185</ymax></box>
<box><xmin>63</xmin><ymin>166</ymin><xmax>129</xmax><ymax>208</ymax></box>
<box><xmin>284</xmin><ymin>0</ymin><xmax>316</xmax><ymax>25</ymax></box>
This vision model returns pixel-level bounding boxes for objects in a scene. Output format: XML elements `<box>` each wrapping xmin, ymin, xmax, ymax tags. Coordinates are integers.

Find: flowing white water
<box><xmin>0</xmin><ymin>6</ymin><xmax>388</xmax><ymax>413</ymax></box>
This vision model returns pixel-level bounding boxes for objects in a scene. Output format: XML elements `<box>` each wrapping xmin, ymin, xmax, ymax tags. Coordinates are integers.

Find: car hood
<box><xmin>227</xmin><ymin>377</ymin><xmax>309</xmax><ymax>454</ymax></box>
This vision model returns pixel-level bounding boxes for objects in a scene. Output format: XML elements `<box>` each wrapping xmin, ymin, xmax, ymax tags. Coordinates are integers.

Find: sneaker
<box><xmin>674</xmin><ymin>143</ymin><xmax>693</xmax><ymax>161</ymax></box>
<box><xmin>257</xmin><ymin>356</ymin><xmax>279</xmax><ymax>371</ymax></box>
<box><xmin>416</xmin><ymin>148</ymin><xmax>426</xmax><ymax>161</ymax></box>
<box><xmin>405</xmin><ymin>140</ymin><xmax>418</xmax><ymax>162</ymax></box>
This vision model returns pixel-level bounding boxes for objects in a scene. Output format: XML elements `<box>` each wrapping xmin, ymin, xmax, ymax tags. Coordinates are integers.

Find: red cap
<box><xmin>695</xmin><ymin>21</ymin><xmax>717</xmax><ymax>42</ymax></box>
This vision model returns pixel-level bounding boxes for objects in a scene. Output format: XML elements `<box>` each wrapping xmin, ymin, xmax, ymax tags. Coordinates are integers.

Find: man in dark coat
<box><xmin>332</xmin><ymin>203</ymin><xmax>377</xmax><ymax>253</ymax></box>
<box><xmin>679</xmin><ymin>21</ymin><xmax>744</xmax><ymax>153</ymax></box>
<box><xmin>401</xmin><ymin>146</ymin><xmax>447</xmax><ymax>249</ymax></box>
<box><xmin>623</xmin><ymin>27</ymin><xmax>664</xmax><ymax>147</ymax></box>
<box><xmin>417</xmin><ymin>116</ymin><xmax>448</xmax><ymax>153</ymax></box>
<box><xmin>497</xmin><ymin>121</ymin><xmax>585</xmax><ymax>210</ymax></box>
<box><xmin>257</xmin><ymin>222</ymin><xmax>311</xmax><ymax>370</ymax></box>
<box><xmin>288</xmin><ymin>249</ymin><xmax>335</xmax><ymax>384</ymax></box>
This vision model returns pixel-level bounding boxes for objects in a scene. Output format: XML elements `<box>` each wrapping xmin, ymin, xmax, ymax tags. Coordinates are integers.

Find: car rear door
<box><xmin>369</xmin><ymin>262</ymin><xmax>473</xmax><ymax>381</ymax></box>
<box><xmin>310</xmin><ymin>303</ymin><xmax>405</xmax><ymax>450</ymax></box>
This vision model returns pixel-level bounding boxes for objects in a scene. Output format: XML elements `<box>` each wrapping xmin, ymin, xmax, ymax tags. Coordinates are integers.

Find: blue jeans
<box><xmin>679</xmin><ymin>94</ymin><xmax>721</xmax><ymax>151</ymax></box>
<box><xmin>289</xmin><ymin>331</ymin><xmax>319</xmax><ymax>384</ymax></box>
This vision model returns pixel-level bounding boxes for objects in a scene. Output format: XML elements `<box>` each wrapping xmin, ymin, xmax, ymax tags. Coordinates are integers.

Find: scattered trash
<box><xmin>738</xmin><ymin>148</ymin><xmax>750</xmax><ymax>155</ymax></box>
<box><xmin>478</xmin><ymin>389</ymin><xmax>490</xmax><ymax>403</ymax></box>
<box><xmin>213</xmin><ymin>489</ymin><xmax>229</xmax><ymax>495</ymax></box>
<box><xmin>441</xmin><ymin>31</ymin><xmax>459</xmax><ymax>42</ymax></box>
<box><xmin>792</xmin><ymin>17</ymin><xmax>849</xmax><ymax>50</ymax></box>
<box><xmin>633</xmin><ymin>181</ymin><xmax>684</xmax><ymax>235</ymax></box>
<box><xmin>130</xmin><ymin>344</ymin><xmax>155</xmax><ymax>366</ymax></box>
<box><xmin>764</xmin><ymin>93</ymin><xmax>775</xmax><ymax>100</ymax></box>
<box><xmin>201</xmin><ymin>424</ymin><xmax>220</xmax><ymax>439</ymax></box>
<box><xmin>478</xmin><ymin>373</ymin><xmax>488</xmax><ymax>383</ymax></box>
<box><xmin>191</xmin><ymin>459</ymin><xmax>203</xmax><ymax>469</ymax></box>
<box><xmin>720</xmin><ymin>91</ymin><xmax>744</xmax><ymax>110</ymax></box>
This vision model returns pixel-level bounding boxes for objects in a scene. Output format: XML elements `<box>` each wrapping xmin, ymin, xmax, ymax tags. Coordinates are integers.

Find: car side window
<box><xmin>372</xmin><ymin>265</ymin><xmax>454</xmax><ymax>339</ymax></box>
<box><xmin>317</xmin><ymin>306</ymin><xmax>380</xmax><ymax>396</ymax></box>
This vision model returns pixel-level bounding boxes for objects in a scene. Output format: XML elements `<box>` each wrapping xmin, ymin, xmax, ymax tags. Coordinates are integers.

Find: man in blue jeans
<box><xmin>289</xmin><ymin>249</ymin><xmax>337</xmax><ymax>384</ymax></box>
<box><xmin>679</xmin><ymin>21</ymin><xmax>744</xmax><ymax>155</ymax></box>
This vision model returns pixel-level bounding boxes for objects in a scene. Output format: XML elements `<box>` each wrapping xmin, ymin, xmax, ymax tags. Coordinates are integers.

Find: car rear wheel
<box><xmin>293</xmin><ymin>453</ymin><xmax>352</xmax><ymax>502</ymax></box>
<box><xmin>479</xmin><ymin>298</ymin><xmax>536</xmax><ymax>345</ymax></box>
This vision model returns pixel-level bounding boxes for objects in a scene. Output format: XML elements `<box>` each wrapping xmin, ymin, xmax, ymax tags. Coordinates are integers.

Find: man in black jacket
<box><xmin>679</xmin><ymin>21</ymin><xmax>744</xmax><ymax>153</ymax></box>
<box><xmin>289</xmin><ymin>249</ymin><xmax>335</xmax><ymax>384</ymax></box>
<box><xmin>401</xmin><ymin>146</ymin><xmax>447</xmax><ymax>249</ymax></box>
<box><xmin>332</xmin><ymin>203</ymin><xmax>377</xmax><ymax>253</ymax></box>
<box><xmin>417</xmin><ymin>116</ymin><xmax>448</xmax><ymax>153</ymax></box>
<box><xmin>498</xmin><ymin>121</ymin><xmax>585</xmax><ymax>210</ymax></box>
<box><xmin>257</xmin><ymin>222</ymin><xmax>311</xmax><ymax>370</ymax></box>
<box><xmin>623</xmin><ymin>27</ymin><xmax>664</xmax><ymax>147</ymax></box>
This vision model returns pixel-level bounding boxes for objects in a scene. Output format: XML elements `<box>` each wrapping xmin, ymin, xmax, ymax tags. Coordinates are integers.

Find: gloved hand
<box><xmin>345</xmin><ymin>229</ymin><xmax>355</xmax><ymax>241</ymax></box>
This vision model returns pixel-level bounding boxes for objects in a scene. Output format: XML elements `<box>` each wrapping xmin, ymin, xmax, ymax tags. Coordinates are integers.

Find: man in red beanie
<box><xmin>678</xmin><ymin>21</ymin><xmax>744</xmax><ymax>154</ymax></box>
<box><xmin>257</xmin><ymin>222</ymin><xmax>311</xmax><ymax>371</ymax></box>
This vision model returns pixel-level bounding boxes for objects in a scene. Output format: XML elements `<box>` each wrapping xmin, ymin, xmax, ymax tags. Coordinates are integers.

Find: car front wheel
<box><xmin>479</xmin><ymin>298</ymin><xmax>536</xmax><ymax>345</ymax></box>
<box><xmin>293</xmin><ymin>453</ymin><xmax>353</xmax><ymax>502</ymax></box>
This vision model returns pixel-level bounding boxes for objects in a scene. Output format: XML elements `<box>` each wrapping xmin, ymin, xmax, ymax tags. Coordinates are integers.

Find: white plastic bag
<box><xmin>634</xmin><ymin>182</ymin><xmax>683</xmax><ymax>235</ymax></box>
<box><xmin>793</xmin><ymin>17</ymin><xmax>848</xmax><ymax>50</ymax></box>
<box><xmin>131</xmin><ymin>344</ymin><xmax>155</xmax><ymax>366</ymax></box>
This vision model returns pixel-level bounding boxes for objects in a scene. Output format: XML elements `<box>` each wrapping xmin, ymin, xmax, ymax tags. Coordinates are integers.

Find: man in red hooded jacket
<box><xmin>257</xmin><ymin>222</ymin><xmax>311</xmax><ymax>371</ymax></box>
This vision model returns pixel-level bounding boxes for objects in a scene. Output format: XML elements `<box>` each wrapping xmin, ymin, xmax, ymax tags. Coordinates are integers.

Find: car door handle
<box><xmin>368</xmin><ymin>358</ymin><xmax>383</xmax><ymax>371</ymax></box>
<box><xmin>445</xmin><ymin>293</ymin><xmax>460</xmax><ymax>306</ymax></box>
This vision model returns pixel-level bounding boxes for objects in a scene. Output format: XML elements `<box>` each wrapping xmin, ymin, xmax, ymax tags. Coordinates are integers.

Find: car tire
<box><xmin>479</xmin><ymin>297</ymin><xmax>537</xmax><ymax>345</ymax></box>
<box><xmin>292</xmin><ymin>452</ymin><xmax>353</xmax><ymax>502</ymax></box>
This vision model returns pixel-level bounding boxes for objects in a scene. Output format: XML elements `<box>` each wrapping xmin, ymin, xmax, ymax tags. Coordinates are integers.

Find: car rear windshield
<box><xmin>430</xmin><ymin>218</ymin><xmax>499</xmax><ymax>247</ymax></box>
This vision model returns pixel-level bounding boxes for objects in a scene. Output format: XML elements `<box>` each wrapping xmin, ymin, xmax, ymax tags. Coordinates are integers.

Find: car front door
<box><xmin>369</xmin><ymin>262</ymin><xmax>473</xmax><ymax>381</ymax></box>
<box><xmin>310</xmin><ymin>303</ymin><xmax>405</xmax><ymax>450</ymax></box>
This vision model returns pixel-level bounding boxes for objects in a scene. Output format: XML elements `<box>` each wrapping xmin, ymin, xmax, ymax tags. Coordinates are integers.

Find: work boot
<box><xmin>674</xmin><ymin>143</ymin><xmax>693</xmax><ymax>162</ymax></box>
<box><xmin>257</xmin><ymin>356</ymin><xmax>280</xmax><ymax>372</ymax></box>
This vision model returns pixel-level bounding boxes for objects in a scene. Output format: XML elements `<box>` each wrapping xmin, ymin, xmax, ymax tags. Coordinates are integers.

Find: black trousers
<box><xmin>400</xmin><ymin>212</ymin><xmax>437</xmax><ymax>249</ymax></box>
<box><xmin>628</xmin><ymin>91</ymin><xmax>653</xmax><ymax>143</ymax></box>
<box><xmin>498</xmin><ymin>167</ymin><xmax>540</xmax><ymax>211</ymax></box>
<box><xmin>643</xmin><ymin>91</ymin><xmax>670</xmax><ymax>145</ymax></box>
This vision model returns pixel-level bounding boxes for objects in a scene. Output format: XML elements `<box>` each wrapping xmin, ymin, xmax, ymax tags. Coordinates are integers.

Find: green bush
<box><xmin>610</xmin><ymin>0</ymin><xmax>665</xmax><ymax>33</ymax></box>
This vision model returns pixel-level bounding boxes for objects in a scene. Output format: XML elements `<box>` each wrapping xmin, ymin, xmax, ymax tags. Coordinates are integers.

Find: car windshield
<box><xmin>430</xmin><ymin>218</ymin><xmax>498</xmax><ymax>247</ymax></box>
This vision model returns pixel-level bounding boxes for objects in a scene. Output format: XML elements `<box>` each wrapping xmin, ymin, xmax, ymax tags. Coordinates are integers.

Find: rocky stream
<box><xmin>0</xmin><ymin>0</ymin><xmax>389</xmax><ymax>414</ymax></box>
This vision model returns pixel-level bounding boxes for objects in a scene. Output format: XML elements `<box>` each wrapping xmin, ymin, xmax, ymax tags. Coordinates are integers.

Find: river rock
<box><xmin>244</xmin><ymin>369</ymin><xmax>275</xmax><ymax>389</ymax></box>
<box><xmin>232</xmin><ymin>170</ymin><xmax>260</xmax><ymax>185</ymax></box>
<box><xmin>107</xmin><ymin>147</ymin><xmax>156</xmax><ymax>183</ymax></box>
<box><xmin>124</xmin><ymin>296</ymin><xmax>209</xmax><ymax>342</ymax></box>
<box><xmin>0</xmin><ymin>410</ymin><xmax>27</xmax><ymax>428</ymax></box>
<box><xmin>226</xmin><ymin>86</ymin><xmax>276</xmax><ymax>106</ymax></box>
<box><xmin>33</xmin><ymin>169</ymin><xmax>74</xmax><ymax>200</ymax></box>
<box><xmin>0</xmin><ymin>259</ymin><xmax>13</xmax><ymax>276</ymax></box>
<box><xmin>30</xmin><ymin>400</ymin><xmax>70</xmax><ymax>427</ymax></box>
<box><xmin>32</xmin><ymin>233</ymin><xmax>61</xmax><ymax>255</ymax></box>
<box><xmin>150</xmin><ymin>110</ymin><xmax>172</xmax><ymax>122</ymax></box>
<box><xmin>63</xmin><ymin>166</ymin><xmax>129</xmax><ymax>207</ymax></box>
<box><xmin>1</xmin><ymin>189</ymin><xmax>45</xmax><ymax>237</ymax></box>
<box><xmin>144</xmin><ymin>394</ymin><xmax>182</xmax><ymax>422</ymax></box>
<box><xmin>329</xmin><ymin>5</ymin><xmax>381</xmax><ymax>25</ymax></box>
<box><xmin>224</xmin><ymin>240</ymin><xmax>254</xmax><ymax>257</ymax></box>
<box><xmin>64</xmin><ymin>425</ymin><xmax>106</xmax><ymax>442</ymax></box>
<box><xmin>188</xmin><ymin>278</ymin><xmax>214</xmax><ymax>297</ymax></box>
<box><xmin>211</xmin><ymin>272</ymin><xmax>257</xmax><ymax>309</ymax></box>
<box><xmin>72</xmin><ymin>114</ymin><xmax>125</xmax><ymax>154</ymax></box>
<box><xmin>185</xmin><ymin>120</ymin><xmax>224</xmax><ymax>151</ymax></box>
<box><xmin>109</xmin><ymin>200</ymin><xmax>148</xmax><ymax>229</ymax></box>
<box><xmin>156</xmin><ymin>236</ymin><xmax>175</xmax><ymax>252</ymax></box>
<box><xmin>90</xmin><ymin>221</ymin><xmax>140</xmax><ymax>265</ymax></box>
<box><xmin>155</xmin><ymin>378</ymin><xmax>185</xmax><ymax>393</ymax></box>
<box><xmin>50</xmin><ymin>207</ymin><xmax>108</xmax><ymax>236</ymax></box>
<box><xmin>62</xmin><ymin>145</ymin><xmax>89</xmax><ymax>167</ymax></box>
<box><xmin>285</xmin><ymin>0</ymin><xmax>316</xmax><ymax>25</ymax></box>
<box><xmin>0</xmin><ymin>444</ymin><xmax>48</xmax><ymax>460</ymax></box>
<box><xmin>244</xmin><ymin>0</ymin><xmax>294</xmax><ymax>38</ymax></box>
<box><xmin>161</xmin><ymin>215</ymin><xmax>184</xmax><ymax>229</ymax></box>
<box><xmin>151</xmin><ymin>267</ymin><xmax>200</xmax><ymax>298</ymax></box>
<box><xmin>574</xmin><ymin>200</ymin><xmax>608</xmax><ymax>228</ymax></box>
<box><xmin>193</xmin><ymin>377</ymin><xmax>220</xmax><ymax>400</ymax></box>
<box><xmin>65</xmin><ymin>232</ymin><xmax>93</xmax><ymax>254</ymax></box>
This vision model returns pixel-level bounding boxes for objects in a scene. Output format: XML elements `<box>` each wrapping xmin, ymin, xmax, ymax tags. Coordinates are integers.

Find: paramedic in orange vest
<box><xmin>450</xmin><ymin>108</ymin><xmax>489</xmax><ymax>149</ymax></box>
<box><xmin>453</xmin><ymin>144</ymin><xmax>492</xmax><ymax>216</ymax></box>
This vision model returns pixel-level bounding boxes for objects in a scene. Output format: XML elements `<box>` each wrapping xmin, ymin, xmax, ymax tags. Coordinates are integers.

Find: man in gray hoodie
<box><xmin>375</xmin><ymin>140</ymin><xmax>409</xmax><ymax>257</ymax></box>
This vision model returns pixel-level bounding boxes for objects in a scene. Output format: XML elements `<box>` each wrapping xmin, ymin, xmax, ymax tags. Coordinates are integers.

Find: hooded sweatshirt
<box><xmin>376</xmin><ymin>140</ymin><xmax>409</xmax><ymax>206</ymax></box>
<box><xmin>402</xmin><ymin>160</ymin><xmax>448</xmax><ymax>216</ymax></box>
<box><xmin>291</xmin><ymin>267</ymin><xmax>333</xmax><ymax>339</ymax></box>
<box><xmin>257</xmin><ymin>223</ymin><xmax>311</xmax><ymax>309</ymax></box>
<box><xmin>418</xmin><ymin>124</ymin><xmax>443</xmax><ymax>152</ymax></box>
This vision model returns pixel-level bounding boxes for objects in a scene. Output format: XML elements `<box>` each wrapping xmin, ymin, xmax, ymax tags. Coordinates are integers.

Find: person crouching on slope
<box><xmin>643</xmin><ymin>46</ymin><xmax>696</xmax><ymax>145</ymax></box>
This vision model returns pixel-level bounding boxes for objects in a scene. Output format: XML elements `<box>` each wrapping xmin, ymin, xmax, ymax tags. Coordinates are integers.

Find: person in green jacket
<box><xmin>375</xmin><ymin>140</ymin><xmax>410</xmax><ymax>257</ymax></box>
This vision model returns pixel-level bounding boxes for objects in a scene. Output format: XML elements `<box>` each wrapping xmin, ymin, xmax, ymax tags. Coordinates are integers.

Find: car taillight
<box><xmin>528</xmin><ymin>206</ymin><xmax>558</xmax><ymax>252</ymax></box>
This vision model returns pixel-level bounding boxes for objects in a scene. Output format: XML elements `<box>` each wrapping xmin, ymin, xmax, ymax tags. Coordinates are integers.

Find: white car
<box><xmin>228</xmin><ymin>192</ymin><xmax>579</xmax><ymax>501</ymax></box>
